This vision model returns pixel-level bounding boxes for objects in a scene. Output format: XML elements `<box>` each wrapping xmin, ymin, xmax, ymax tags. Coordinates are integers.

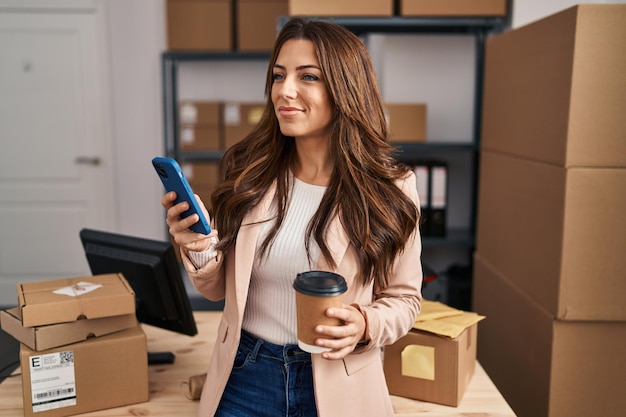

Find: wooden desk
<box><xmin>0</xmin><ymin>311</ymin><xmax>516</xmax><ymax>417</ymax></box>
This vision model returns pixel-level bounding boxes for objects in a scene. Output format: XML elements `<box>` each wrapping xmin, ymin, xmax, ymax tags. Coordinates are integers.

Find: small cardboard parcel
<box><xmin>1</xmin><ymin>273</ymin><xmax>149</xmax><ymax>417</ymax></box>
<box><xmin>384</xmin><ymin>300</ymin><xmax>485</xmax><ymax>407</ymax></box>
<box><xmin>17</xmin><ymin>273</ymin><xmax>136</xmax><ymax>328</ymax></box>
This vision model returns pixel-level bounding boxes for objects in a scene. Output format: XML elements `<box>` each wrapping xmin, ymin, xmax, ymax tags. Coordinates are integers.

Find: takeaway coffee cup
<box><xmin>293</xmin><ymin>271</ymin><xmax>348</xmax><ymax>354</ymax></box>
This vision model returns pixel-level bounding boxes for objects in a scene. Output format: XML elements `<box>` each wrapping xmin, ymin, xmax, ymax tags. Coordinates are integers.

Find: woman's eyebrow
<box><xmin>297</xmin><ymin>64</ymin><xmax>321</xmax><ymax>70</ymax></box>
<box><xmin>273</xmin><ymin>64</ymin><xmax>321</xmax><ymax>71</ymax></box>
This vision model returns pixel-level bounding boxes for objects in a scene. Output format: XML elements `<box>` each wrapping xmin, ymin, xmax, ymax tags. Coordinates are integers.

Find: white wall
<box><xmin>512</xmin><ymin>0</ymin><xmax>626</xmax><ymax>27</ymax></box>
<box><xmin>108</xmin><ymin>0</ymin><xmax>625</xmax><ymax>242</ymax></box>
<box><xmin>107</xmin><ymin>0</ymin><xmax>166</xmax><ymax>240</ymax></box>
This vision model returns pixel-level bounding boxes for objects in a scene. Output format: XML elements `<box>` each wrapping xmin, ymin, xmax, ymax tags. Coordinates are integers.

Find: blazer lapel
<box><xmin>234</xmin><ymin>183</ymin><xmax>276</xmax><ymax>314</ymax></box>
<box><xmin>232</xmin><ymin>182</ymin><xmax>350</xmax><ymax>313</ymax></box>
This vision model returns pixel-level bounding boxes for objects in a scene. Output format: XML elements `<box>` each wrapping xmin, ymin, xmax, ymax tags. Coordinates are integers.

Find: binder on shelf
<box><xmin>428</xmin><ymin>160</ymin><xmax>448</xmax><ymax>237</ymax></box>
<box><xmin>412</xmin><ymin>160</ymin><xmax>448</xmax><ymax>238</ymax></box>
<box><xmin>413</xmin><ymin>163</ymin><xmax>431</xmax><ymax>236</ymax></box>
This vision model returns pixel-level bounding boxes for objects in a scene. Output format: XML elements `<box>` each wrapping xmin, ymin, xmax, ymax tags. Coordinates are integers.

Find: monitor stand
<box><xmin>148</xmin><ymin>351</ymin><xmax>176</xmax><ymax>365</ymax></box>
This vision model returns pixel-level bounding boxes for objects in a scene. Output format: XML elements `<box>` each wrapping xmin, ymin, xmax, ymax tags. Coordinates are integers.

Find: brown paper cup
<box><xmin>293</xmin><ymin>271</ymin><xmax>347</xmax><ymax>354</ymax></box>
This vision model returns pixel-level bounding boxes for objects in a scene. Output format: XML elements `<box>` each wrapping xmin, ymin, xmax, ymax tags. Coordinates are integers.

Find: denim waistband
<box><xmin>240</xmin><ymin>329</ymin><xmax>312</xmax><ymax>364</ymax></box>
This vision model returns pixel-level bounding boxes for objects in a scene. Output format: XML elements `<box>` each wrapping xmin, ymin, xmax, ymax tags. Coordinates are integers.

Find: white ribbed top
<box><xmin>242</xmin><ymin>177</ymin><xmax>326</xmax><ymax>345</ymax></box>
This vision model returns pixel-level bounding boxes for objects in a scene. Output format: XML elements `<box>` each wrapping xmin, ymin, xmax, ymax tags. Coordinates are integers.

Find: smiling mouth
<box><xmin>278</xmin><ymin>106</ymin><xmax>303</xmax><ymax>116</ymax></box>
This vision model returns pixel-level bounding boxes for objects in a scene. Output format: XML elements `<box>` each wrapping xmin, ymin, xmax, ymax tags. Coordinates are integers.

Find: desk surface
<box><xmin>0</xmin><ymin>311</ymin><xmax>516</xmax><ymax>417</ymax></box>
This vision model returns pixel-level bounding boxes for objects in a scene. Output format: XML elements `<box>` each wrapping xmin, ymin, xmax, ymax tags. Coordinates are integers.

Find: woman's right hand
<box><xmin>161</xmin><ymin>191</ymin><xmax>216</xmax><ymax>253</ymax></box>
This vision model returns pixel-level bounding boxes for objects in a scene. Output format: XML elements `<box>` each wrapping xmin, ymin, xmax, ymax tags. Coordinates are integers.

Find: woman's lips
<box><xmin>278</xmin><ymin>106</ymin><xmax>302</xmax><ymax>117</ymax></box>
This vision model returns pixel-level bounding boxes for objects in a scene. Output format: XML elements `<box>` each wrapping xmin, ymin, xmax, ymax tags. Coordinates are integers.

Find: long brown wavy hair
<box><xmin>211</xmin><ymin>18</ymin><xmax>419</xmax><ymax>288</ymax></box>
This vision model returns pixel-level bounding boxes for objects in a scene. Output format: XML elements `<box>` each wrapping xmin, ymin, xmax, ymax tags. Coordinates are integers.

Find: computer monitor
<box><xmin>79</xmin><ymin>228</ymin><xmax>197</xmax><ymax>363</ymax></box>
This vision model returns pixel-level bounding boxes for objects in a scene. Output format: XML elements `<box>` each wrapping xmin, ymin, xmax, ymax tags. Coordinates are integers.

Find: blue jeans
<box><xmin>214</xmin><ymin>330</ymin><xmax>318</xmax><ymax>417</ymax></box>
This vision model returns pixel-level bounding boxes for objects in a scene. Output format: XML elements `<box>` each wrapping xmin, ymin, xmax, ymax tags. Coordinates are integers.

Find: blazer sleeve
<box><xmin>181</xmin><ymin>247</ymin><xmax>227</xmax><ymax>302</ymax></box>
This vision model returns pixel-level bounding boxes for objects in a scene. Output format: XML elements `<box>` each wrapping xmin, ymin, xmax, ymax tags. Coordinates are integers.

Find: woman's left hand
<box><xmin>314</xmin><ymin>304</ymin><xmax>367</xmax><ymax>360</ymax></box>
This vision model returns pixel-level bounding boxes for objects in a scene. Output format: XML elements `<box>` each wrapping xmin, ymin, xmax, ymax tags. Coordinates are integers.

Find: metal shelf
<box><xmin>174</xmin><ymin>143</ymin><xmax>476</xmax><ymax>164</ymax></box>
<box><xmin>279</xmin><ymin>16</ymin><xmax>505</xmax><ymax>35</ymax></box>
<box><xmin>176</xmin><ymin>151</ymin><xmax>225</xmax><ymax>162</ymax></box>
<box><xmin>161</xmin><ymin>16</ymin><xmax>507</xmax><ymax>304</ymax></box>
<box><xmin>162</xmin><ymin>51</ymin><xmax>270</xmax><ymax>62</ymax></box>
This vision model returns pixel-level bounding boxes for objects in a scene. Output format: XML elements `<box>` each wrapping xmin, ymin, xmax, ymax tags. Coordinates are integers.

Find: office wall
<box><xmin>512</xmin><ymin>0</ymin><xmax>626</xmax><ymax>28</ymax></box>
<box><xmin>107</xmin><ymin>0</ymin><xmax>166</xmax><ymax>241</ymax></box>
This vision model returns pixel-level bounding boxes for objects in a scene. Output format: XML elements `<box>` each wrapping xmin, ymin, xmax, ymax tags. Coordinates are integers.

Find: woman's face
<box><xmin>271</xmin><ymin>39</ymin><xmax>333</xmax><ymax>141</ymax></box>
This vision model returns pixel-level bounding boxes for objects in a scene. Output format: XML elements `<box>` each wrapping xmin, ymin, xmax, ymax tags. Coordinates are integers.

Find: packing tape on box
<box><xmin>182</xmin><ymin>373</ymin><xmax>206</xmax><ymax>400</ymax></box>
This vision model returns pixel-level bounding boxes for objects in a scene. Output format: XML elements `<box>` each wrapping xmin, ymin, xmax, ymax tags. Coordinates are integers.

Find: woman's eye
<box><xmin>303</xmin><ymin>74</ymin><xmax>319</xmax><ymax>81</ymax></box>
<box><xmin>272</xmin><ymin>73</ymin><xmax>284</xmax><ymax>81</ymax></box>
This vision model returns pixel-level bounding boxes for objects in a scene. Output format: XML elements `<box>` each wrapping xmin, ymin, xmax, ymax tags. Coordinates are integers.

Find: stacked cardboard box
<box><xmin>385</xmin><ymin>103</ymin><xmax>427</xmax><ymax>144</ymax></box>
<box><xmin>182</xmin><ymin>161</ymin><xmax>221</xmax><ymax>210</ymax></box>
<box><xmin>167</xmin><ymin>0</ymin><xmax>289</xmax><ymax>52</ymax></box>
<box><xmin>166</xmin><ymin>0</ymin><xmax>232</xmax><ymax>51</ymax></box>
<box><xmin>0</xmin><ymin>274</ymin><xmax>149</xmax><ymax>417</ymax></box>
<box><xmin>179</xmin><ymin>101</ymin><xmax>223</xmax><ymax>151</ymax></box>
<box><xmin>399</xmin><ymin>0</ymin><xmax>506</xmax><ymax>17</ymax></box>
<box><xmin>237</xmin><ymin>0</ymin><xmax>288</xmax><ymax>52</ymax></box>
<box><xmin>223</xmin><ymin>101</ymin><xmax>266</xmax><ymax>148</ymax></box>
<box><xmin>288</xmin><ymin>0</ymin><xmax>393</xmax><ymax>16</ymax></box>
<box><xmin>167</xmin><ymin>0</ymin><xmax>510</xmax><ymax>53</ymax></box>
<box><xmin>179</xmin><ymin>100</ymin><xmax>428</xmax><ymax>151</ymax></box>
<box><xmin>474</xmin><ymin>5</ymin><xmax>626</xmax><ymax>417</ymax></box>
<box><xmin>178</xmin><ymin>100</ymin><xmax>264</xmax><ymax>151</ymax></box>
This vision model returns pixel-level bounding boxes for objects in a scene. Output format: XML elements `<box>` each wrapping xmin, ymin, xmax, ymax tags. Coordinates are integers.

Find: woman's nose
<box><xmin>278</xmin><ymin>76</ymin><xmax>297</xmax><ymax>99</ymax></box>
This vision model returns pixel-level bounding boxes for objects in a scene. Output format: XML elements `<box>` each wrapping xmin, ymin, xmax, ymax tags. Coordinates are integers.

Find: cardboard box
<box><xmin>179</xmin><ymin>101</ymin><xmax>223</xmax><ymax>151</ymax></box>
<box><xmin>179</xmin><ymin>100</ymin><xmax>222</xmax><ymax>126</ymax></box>
<box><xmin>180</xmin><ymin>126</ymin><xmax>222</xmax><ymax>151</ymax></box>
<box><xmin>385</xmin><ymin>103</ymin><xmax>427</xmax><ymax>143</ymax></box>
<box><xmin>237</xmin><ymin>0</ymin><xmax>287</xmax><ymax>51</ymax></box>
<box><xmin>384</xmin><ymin>324</ymin><xmax>477</xmax><ymax>407</ymax></box>
<box><xmin>182</xmin><ymin>161</ymin><xmax>221</xmax><ymax>208</ymax></box>
<box><xmin>384</xmin><ymin>301</ymin><xmax>483</xmax><ymax>407</ymax></box>
<box><xmin>166</xmin><ymin>0</ymin><xmax>232</xmax><ymax>51</ymax></box>
<box><xmin>288</xmin><ymin>0</ymin><xmax>393</xmax><ymax>16</ymax></box>
<box><xmin>20</xmin><ymin>326</ymin><xmax>149</xmax><ymax>417</ymax></box>
<box><xmin>18</xmin><ymin>274</ymin><xmax>136</xmax><ymax>328</ymax></box>
<box><xmin>481</xmin><ymin>5</ymin><xmax>626</xmax><ymax>168</ymax></box>
<box><xmin>0</xmin><ymin>308</ymin><xmax>136</xmax><ymax>351</ymax></box>
<box><xmin>182</xmin><ymin>161</ymin><xmax>221</xmax><ymax>189</ymax></box>
<box><xmin>223</xmin><ymin>102</ymin><xmax>265</xmax><ymax>149</ymax></box>
<box><xmin>400</xmin><ymin>0</ymin><xmax>506</xmax><ymax>17</ymax></box>
<box><xmin>473</xmin><ymin>256</ymin><xmax>626</xmax><ymax>417</ymax></box>
<box><xmin>475</xmin><ymin>151</ymin><xmax>626</xmax><ymax>321</ymax></box>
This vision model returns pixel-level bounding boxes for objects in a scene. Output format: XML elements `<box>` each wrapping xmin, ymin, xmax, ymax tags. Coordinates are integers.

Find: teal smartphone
<box><xmin>152</xmin><ymin>157</ymin><xmax>211</xmax><ymax>235</ymax></box>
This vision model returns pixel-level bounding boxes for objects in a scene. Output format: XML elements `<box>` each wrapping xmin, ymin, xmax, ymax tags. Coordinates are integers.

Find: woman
<box><xmin>162</xmin><ymin>17</ymin><xmax>423</xmax><ymax>417</ymax></box>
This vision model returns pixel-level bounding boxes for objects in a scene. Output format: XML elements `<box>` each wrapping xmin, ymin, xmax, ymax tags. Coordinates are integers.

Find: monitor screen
<box><xmin>79</xmin><ymin>228</ymin><xmax>197</xmax><ymax>338</ymax></box>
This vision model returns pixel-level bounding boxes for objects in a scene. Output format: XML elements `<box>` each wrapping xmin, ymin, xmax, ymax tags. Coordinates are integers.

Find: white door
<box><xmin>0</xmin><ymin>1</ymin><xmax>115</xmax><ymax>306</ymax></box>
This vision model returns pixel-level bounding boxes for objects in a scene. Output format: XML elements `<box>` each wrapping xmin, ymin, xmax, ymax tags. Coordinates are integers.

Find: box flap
<box><xmin>413</xmin><ymin>300</ymin><xmax>485</xmax><ymax>338</ymax></box>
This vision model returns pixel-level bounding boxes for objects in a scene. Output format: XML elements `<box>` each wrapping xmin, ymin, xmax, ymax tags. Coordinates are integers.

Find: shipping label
<box><xmin>29</xmin><ymin>350</ymin><xmax>77</xmax><ymax>412</ymax></box>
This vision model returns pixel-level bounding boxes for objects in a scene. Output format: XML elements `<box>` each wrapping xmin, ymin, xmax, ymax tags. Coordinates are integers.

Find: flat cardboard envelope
<box><xmin>413</xmin><ymin>300</ymin><xmax>485</xmax><ymax>338</ymax></box>
<box><xmin>414</xmin><ymin>300</ymin><xmax>465</xmax><ymax>322</ymax></box>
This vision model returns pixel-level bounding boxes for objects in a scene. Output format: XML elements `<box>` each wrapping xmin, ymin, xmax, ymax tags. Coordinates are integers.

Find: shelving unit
<box><xmin>161</xmin><ymin>15</ymin><xmax>506</xmax><ymax>307</ymax></box>
<box><xmin>161</xmin><ymin>50</ymin><xmax>270</xmax><ymax>161</ymax></box>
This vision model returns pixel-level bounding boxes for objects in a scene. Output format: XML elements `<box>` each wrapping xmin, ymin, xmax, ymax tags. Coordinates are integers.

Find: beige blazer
<box><xmin>183</xmin><ymin>173</ymin><xmax>423</xmax><ymax>417</ymax></box>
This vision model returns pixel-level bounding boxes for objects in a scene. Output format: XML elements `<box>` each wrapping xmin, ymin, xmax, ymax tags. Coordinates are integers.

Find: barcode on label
<box><xmin>60</xmin><ymin>351</ymin><xmax>74</xmax><ymax>364</ymax></box>
<box><xmin>35</xmin><ymin>387</ymin><xmax>75</xmax><ymax>400</ymax></box>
